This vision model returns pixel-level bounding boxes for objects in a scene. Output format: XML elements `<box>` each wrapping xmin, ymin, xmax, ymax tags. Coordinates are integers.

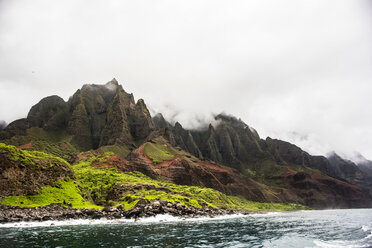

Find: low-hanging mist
<box><xmin>1</xmin><ymin>0</ymin><xmax>372</xmax><ymax>160</ymax></box>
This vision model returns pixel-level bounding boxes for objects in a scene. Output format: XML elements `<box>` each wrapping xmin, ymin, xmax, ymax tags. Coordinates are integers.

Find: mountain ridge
<box><xmin>1</xmin><ymin>79</ymin><xmax>371</xmax><ymax>210</ymax></box>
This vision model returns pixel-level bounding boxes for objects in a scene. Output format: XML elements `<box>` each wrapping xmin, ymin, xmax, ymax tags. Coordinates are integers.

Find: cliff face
<box><xmin>1</xmin><ymin>79</ymin><xmax>155</xmax><ymax>151</ymax></box>
<box><xmin>328</xmin><ymin>153</ymin><xmax>372</xmax><ymax>194</ymax></box>
<box><xmin>153</xmin><ymin>113</ymin><xmax>372</xmax><ymax>208</ymax></box>
<box><xmin>0</xmin><ymin>143</ymin><xmax>73</xmax><ymax>197</ymax></box>
<box><xmin>67</xmin><ymin>79</ymin><xmax>154</xmax><ymax>150</ymax></box>
<box><xmin>187</xmin><ymin>115</ymin><xmax>267</xmax><ymax>171</ymax></box>
<box><xmin>264</xmin><ymin>138</ymin><xmax>337</xmax><ymax>177</ymax></box>
<box><xmin>1</xmin><ymin>79</ymin><xmax>371</xmax><ymax>209</ymax></box>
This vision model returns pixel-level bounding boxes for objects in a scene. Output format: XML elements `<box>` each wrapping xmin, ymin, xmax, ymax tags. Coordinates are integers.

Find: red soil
<box><xmin>18</xmin><ymin>142</ymin><xmax>32</xmax><ymax>149</ymax></box>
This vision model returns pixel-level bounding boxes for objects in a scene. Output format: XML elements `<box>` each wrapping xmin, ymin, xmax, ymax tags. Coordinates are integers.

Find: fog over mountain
<box><xmin>1</xmin><ymin>0</ymin><xmax>371</xmax><ymax>160</ymax></box>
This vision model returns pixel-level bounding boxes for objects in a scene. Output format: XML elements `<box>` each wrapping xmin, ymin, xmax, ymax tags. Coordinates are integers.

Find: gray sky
<box><xmin>1</xmin><ymin>0</ymin><xmax>372</xmax><ymax>160</ymax></box>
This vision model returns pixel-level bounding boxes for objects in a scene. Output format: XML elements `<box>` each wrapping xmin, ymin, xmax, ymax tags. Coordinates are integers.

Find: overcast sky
<box><xmin>1</xmin><ymin>0</ymin><xmax>372</xmax><ymax>160</ymax></box>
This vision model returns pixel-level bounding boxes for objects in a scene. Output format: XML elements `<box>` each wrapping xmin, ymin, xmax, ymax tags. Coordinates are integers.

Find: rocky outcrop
<box><xmin>0</xmin><ymin>79</ymin><xmax>155</xmax><ymax>151</ymax></box>
<box><xmin>172</xmin><ymin>122</ymin><xmax>202</xmax><ymax>159</ymax></box>
<box><xmin>328</xmin><ymin>152</ymin><xmax>372</xmax><ymax>194</ymax></box>
<box><xmin>130</xmin><ymin>99</ymin><xmax>155</xmax><ymax>140</ymax></box>
<box><xmin>265</xmin><ymin>138</ymin><xmax>337</xmax><ymax>177</ymax></box>
<box><xmin>182</xmin><ymin>115</ymin><xmax>268</xmax><ymax>171</ymax></box>
<box><xmin>0</xmin><ymin>144</ymin><xmax>74</xmax><ymax>197</ymax></box>
<box><xmin>67</xmin><ymin>102</ymin><xmax>92</xmax><ymax>150</ymax></box>
<box><xmin>151</xmin><ymin>114</ymin><xmax>372</xmax><ymax>208</ymax></box>
<box><xmin>153</xmin><ymin>113</ymin><xmax>171</xmax><ymax>129</ymax></box>
<box><xmin>0</xmin><ymin>201</ymin><xmax>245</xmax><ymax>223</ymax></box>
<box><xmin>1</xmin><ymin>79</ymin><xmax>372</xmax><ymax>210</ymax></box>
<box><xmin>121</xmin><ymin>142</ymin><xmax>271</xmax><ymax>202</ymax></box>
<box><xmin>27</xmin><ymin>95</ymin><xmax>69</xmax><ymax>131</ymax></box>
<box><xmin>270</xmin><ymin>170</ymin><xmax>372</xmax><ymax>209</ymax></box>
<box><xmin>358</xmin><ymin>160</ymin><xmax>372</xmax><ymax>177</ymax></box>
<box><xmin>0</xmin><ymin>118</ymin><xmax>31</xmax><ymax>140</ymax></box>
<box><xmin>98</xmin><ymin>85</ymin><xmax>135</xmax><ymax>147</ymax></box>
<box><xmin>328</xmin><ymin>153</ymin><xmax>365</xmax><ymax>181</ymax></box>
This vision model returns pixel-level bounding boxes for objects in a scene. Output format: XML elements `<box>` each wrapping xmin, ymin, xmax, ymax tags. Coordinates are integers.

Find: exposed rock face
<box><xmin>116</xmin><ymin>140</ymin><xmax>371</xmax><ymax>208</ymax></box>
<box><xmin>153</xmin><ymin>113</ymin><xmax>171</xmax><ymax>129</ymax></box>
<box><xmin>189</xmin><ymin>115</ymin><xmax>268</xmax><ymax>171</ymax></box>
<box><xmin>351</xmin><ymin>153</ymin><xmax>372</xmax><ymax>177</ymax></box>
<box><xmin>0</xmin><ymin>146</ymin><xmax>74</xmax><ymax>197</ymax></box>
<box><xmin>172</xmin><ymin>122</ymin><xmax>203</xmax><ymax>159</ymax></box>
<box><xmin>328</xmin><ymin>153</ymin><xmax>365</xmax><ymax>181</ymax></box>
<box><xmin>123</xmin><ymin>143</ymin><xmax>271</xmax><ymax>202</ymax></box>
<box><xmin>328</xmin><ymin>152</ymin><xmax>372</xmax><ymax>194</ymax></box>
<box><xmin>67</xmin><ymin>102</ymin><xmax>92</xmax><ymax>150</ymax></box>
<box><xmin>67</xmin><ymin>79</ymin><xmax>155</xmax><ymax>149</ymax></box>
<box><xmin>151</xmin><ymin>114</ymin><xmax>372</xmax><ymax>208</ymax></box>
<box><xmin>162</xmin><ymin>114</ymin><xmax>343</xmax><ymax>179</ymax></box>
<box><xmin>99</xmin><ymin>85</ymin><xmax>135</xmax><ymax>147</ymax></box>
<box><xmin>265</xmin><ymin>138</ymin><xmax>337</xmax><ymax>177</ymax></box>
<box><xmin>0</xmin><ymin>79</ymin><xmax>155</xmax><ymax>151</ymax></box>
<box><xmin>271</xmin><ymin>170</ymin><xmax>372</xmax><ymax>209</ymax></box>
<box><xmin>130</xmin><ymin>99</ymin><xmax>155</xmax><ymax>140</ymax></box>
<box><xmin>358</xmin><ymin>160</ymin><xmax>372</xmax><ymax>177</ymax></box>
<box><xmin>27</xmin><ymin>95</ymin><xmax>69</xmax><ymax>131</ymax></box>
<box><xmin>0</xmin><ymin>201</ymin><xmax>243</xmax><ymax>223</ymax></box>
<box><xmin>1</xmin><ymin>79</ymin><xmax>372</xmax><ymax>210</ymax></box>
<box><xmin>0</xmin><ymin>119</ymin><xmax>30</xmax><ymax>140</ymax></box>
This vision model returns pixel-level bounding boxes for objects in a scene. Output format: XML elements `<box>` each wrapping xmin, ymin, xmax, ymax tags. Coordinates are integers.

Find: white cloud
<box><xmin>0</xmin><ymin>0</ymin><xmax>371</xmax><ymax>159</ymax></box>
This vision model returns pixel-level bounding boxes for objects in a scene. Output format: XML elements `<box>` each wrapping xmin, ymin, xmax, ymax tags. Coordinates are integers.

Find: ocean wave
<box><xmin>313</xmin><ymin>231</ymin><xmax>372</xmax><ymax>248</ymax></box>
<box><xmin>0</xmin><ymin>213</ymin><xmax>246</xmax><ymax>228</ymax></box>
<box><xmin>361</xmin><ymin>225</ymin><xmax>371</xmax><ymax>232</ymax></box>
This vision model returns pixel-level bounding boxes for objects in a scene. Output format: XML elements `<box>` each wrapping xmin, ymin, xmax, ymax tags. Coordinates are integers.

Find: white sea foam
<box><xmin>313</xmin><ymin>240</ymin><xmax>372</xmax><ymax>248</ymax></box>
<box><xmin>361</xmin><ymin>225</ymin><xmax>371</xmax><ymax>232</ymax></box>
<box><xmin>0</xmin><ymin>213</ymin><xmax>247</xmax><ymax>228</ymax></box>
<box><xmin>313</xmin><ymin>230</ymin><xmax>372</xmax><ymax>248</ymax></box>
<box><xmin>0</xmin><ymin>218</ymin><xmax>133</xmax><ymax>228</ymax></box>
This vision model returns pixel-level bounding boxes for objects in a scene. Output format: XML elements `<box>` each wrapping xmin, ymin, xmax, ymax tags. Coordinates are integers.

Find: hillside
<box><xmin>0</xmin><ymin>79</ymin><xmax>371</xmax><ymax>214</ymax></box>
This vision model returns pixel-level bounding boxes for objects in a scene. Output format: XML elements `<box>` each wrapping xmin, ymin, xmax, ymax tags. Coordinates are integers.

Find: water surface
<box><xmin>1</xmin><ymin>209</ymin><xmax>371</xmax><ymax>248</ymax></box>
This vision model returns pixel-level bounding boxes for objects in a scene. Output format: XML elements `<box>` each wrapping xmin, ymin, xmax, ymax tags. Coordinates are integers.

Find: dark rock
<box><xmin>152</xmin><ymin>200</ymin><xmax>161</xmax><ymax>208</ymax></box>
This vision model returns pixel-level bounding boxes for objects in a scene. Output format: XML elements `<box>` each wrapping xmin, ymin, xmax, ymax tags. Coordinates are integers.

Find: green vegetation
<box><xmin>0</xmin><ymin>144</ymin><xmax>307</xmax><ymax>212</ymax></box>
<box><xmin>2</xmin><ymin>127</ymin><xmax>79</xmax><ymax>162</ymax></box>
<box><xmin>99</xmin><ymin>145</ymin><xmax>130</xmax><ymax>158</ymax></box>
<box><xmin>0</xmin><ymin>179</ymin><xmax>101</xmax><ymax>209</ymax></box>
<box><xmin>0</xmin><ymin>143</ymin><xmax>70</xmax><ymax>169</ymax></box>
<box><xmin>144</xmin><ymin>142</ymin><xmax>175</xmax><ymax>164</ymax></box>
<box><xmin>72</xmin><ymin>152</ymin><xmax>307</xmax><ymax>211</ymax></box>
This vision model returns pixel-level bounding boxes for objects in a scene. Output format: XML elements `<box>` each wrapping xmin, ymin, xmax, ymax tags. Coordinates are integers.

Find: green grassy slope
<box><xmin>143</xmin><ymin>142</ymin><xmax>175</xmax><ymax>164</ymax></box>
<box><xmin>71</xmin><ymin>152</ymin><xmax>307</xmax><ymax>211</ymax></box>
<box><xmin>0</xmin><ymin>143</ymin><xmax>307</xmax><ymax>212</ymax></box>
<box><xmin>1</xmin><ymin>127</ymin><xmax>79</xmax><ymax>162</ymax></box>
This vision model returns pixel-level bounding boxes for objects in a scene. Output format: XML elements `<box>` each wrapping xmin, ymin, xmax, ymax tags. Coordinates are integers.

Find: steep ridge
<box><xmin>0</xmin><ymin>79</ymin><xmax>154</xmax><ymax>157</ymax></box>
<box><xmin>0</xmin><ymin>79</ymin><xmax>371</xmax><ymax>209</ymax></box>
<box><xmin>153</xmin><ymin>113</ymin><xmax>372</xmax><ymax>208</ymax></box>
<box><xmin>127</xmin><ymin>137</ymin><xmax>272</xmax><ymax>202</ymax></box>
<box><xmin>328</xmin><ymin>152</ymin><xmax>372</xmax><ymax>194</ymax></box>
<box><xmin>358</xmin><ymin>160</ymin><xmax>372</xmax><ymax>177</ymax></box>
<box><xmin>0</xmin><ymin>143</ymin><xmax>74</xmax><ymax>197</ymax></box>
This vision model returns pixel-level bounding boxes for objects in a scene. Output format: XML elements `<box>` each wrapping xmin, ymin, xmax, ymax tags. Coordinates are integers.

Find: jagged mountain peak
<box><xmin>215</xmin><ymin>113</ymin><xmax>246</xmax><ymax>125</ymax></box>
<box><xmin>174</xmin><ymin>122</ymin><xmax>183</xmax><ymax>129</ymax></box>
<box><xmin>1</xmin><ymin>79</ymin><xmax>154</xmax><ymax>150</ymax></box>
<box><xmin>1</xmin><ymin>78</ymin><xmax>372</xmax><ymax>209</ymax></box>
<box><xmin>79</xmin><ymin>79</ymin><xmax>120</xmax><ymax>99</ymax></box>
<box><xmin>152</xmin><ymin>113</ymin><xmax>171</xmax><ymax>129</ymax></box>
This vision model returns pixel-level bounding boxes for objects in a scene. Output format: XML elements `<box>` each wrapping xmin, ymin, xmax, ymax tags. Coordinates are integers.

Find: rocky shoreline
<box><xmin>0</xmin><ymin>200</ymin><xmax>253</xmax><ymax>223</ymax></box>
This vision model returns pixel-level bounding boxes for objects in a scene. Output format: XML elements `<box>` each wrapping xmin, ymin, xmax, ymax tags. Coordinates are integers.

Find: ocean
<box><xmin>0</xmin><ymin>209</ymin><xmax>371</xmax><ymax>248</ymax></box>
